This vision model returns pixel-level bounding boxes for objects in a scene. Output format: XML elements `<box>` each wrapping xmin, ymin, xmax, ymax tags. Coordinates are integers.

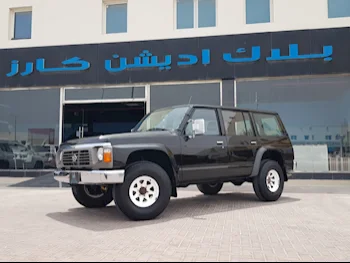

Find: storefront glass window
<box><xmin>237</xmin><ymin>76</ymin><xmax>350</xmax><ymax>173</ymax></box>
<box><xmin>65</xmin><ymin>87</ymin><xmax>145</xmax><ymax>101</ymax></box>
<box><xmin>150</xmin><ymin>82</ymin><xmax>220</xmax><ymax>111</ymax></box>
<box><xmin>0</xmin><ymin>89</ymin><xmax>60</xmax><ymax>171</ymax></box>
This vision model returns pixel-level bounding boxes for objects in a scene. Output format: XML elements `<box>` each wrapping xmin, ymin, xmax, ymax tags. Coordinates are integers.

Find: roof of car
<box><xmin>160</xmin><ymin>104</ymin><xmax>279</xmax><ymax>115</ymax></box>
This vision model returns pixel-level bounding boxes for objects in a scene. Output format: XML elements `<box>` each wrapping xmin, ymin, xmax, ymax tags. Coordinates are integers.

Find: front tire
<box><xmin>113</xmin><ymin>161</ymin><xmax>172</xmax><ymax>221</ymax></box>
<box><xmin>72</xmin><ymin>185</ymin><xmax>113</xmax><ymax>208</ymax></box>
<box><xmin>253</xmin><ymin>160</ymin><xmax>285</xmax><ymax>202</ymax></box>
<box><xmin>197</xmin><ymin>183</ymin><xmax>223</xmax><ymax>195</ymax></box>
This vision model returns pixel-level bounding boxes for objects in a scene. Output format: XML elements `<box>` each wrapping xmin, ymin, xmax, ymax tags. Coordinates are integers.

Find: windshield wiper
<box><xmin>146</xmin><ymin>128</ymin><xmax>169</xmax><ymax>132</ymax></box>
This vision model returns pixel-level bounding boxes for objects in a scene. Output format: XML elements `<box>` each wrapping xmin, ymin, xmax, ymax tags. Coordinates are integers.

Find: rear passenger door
<box><xmin>220</xmin><ymin>110</ymin><xmax>259</xmax><ymax>177</ymax></box>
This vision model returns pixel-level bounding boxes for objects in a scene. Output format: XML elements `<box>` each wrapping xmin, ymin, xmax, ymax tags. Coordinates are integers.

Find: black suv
<box><xmin>54</xmin><ymin>105</ymin><xmax>294</xmax><ymax>221</ymax></box>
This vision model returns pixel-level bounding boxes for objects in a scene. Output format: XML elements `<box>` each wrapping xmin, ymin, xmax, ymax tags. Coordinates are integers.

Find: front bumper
<box><xmin>54</xmin><ymin>169</ymin><xmax>125</xmax><ymax>185</ymax></box>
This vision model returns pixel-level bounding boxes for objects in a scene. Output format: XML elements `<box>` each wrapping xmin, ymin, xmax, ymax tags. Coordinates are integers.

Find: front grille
<box><xmin>62</xmin><ymin>150</ymin><xmax>91</xmax><ymax>166</ymax></box>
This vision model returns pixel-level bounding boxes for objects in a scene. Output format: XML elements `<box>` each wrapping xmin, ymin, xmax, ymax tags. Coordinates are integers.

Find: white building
<box><xmin>0</xmin><ymin>0</ymin><xmax>349</xmax><ymax>48</ymax></box>
<box><xmin>0</xmin><ymin>0</ymin><xmax>349</xmax><ymax>173</ymax></box>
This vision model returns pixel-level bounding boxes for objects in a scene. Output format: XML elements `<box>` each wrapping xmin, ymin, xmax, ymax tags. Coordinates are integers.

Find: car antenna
<box><xmin>188</xmin><ymin>96</ymin><xmax>192</xmax><ymax>105</ymax></box>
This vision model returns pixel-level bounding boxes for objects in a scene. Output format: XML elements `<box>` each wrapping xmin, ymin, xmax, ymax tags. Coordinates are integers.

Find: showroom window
<box><xmin>105</xmin><ymin>2</ymin><xmax>128</xmax><ymax>34</ymax></box>
<box><xmin>237</xmin><ymin>75</ymin><xmax>350</xmax><ymax>173</ymax></box>
<box><xmin>328</xmin><ymin>0</ymin><xmax>350</xmax><ymax>18</ymax></box>
<box><xmin>246</xmin><ymin>0</ymin><xmax>271</xmax><ymax>24</ymax></box>
<box><xmin>11</xmin><ymin>8</ymin><xmax>32</xmax><ymax>40</ymax></box>
<box><xmin>150</xmin><ymin>82</ymin><xmax>221</xmax><ymax>111</ymax></box>
<box><xmin>176</xmin><ymin>0</ymin><xmax>216</xmax><ymax>29</ymax></box>
<box><xmin>0</xmin><ymin>89</ymin><xmax>60</xmax><ymax>171</ymax></box>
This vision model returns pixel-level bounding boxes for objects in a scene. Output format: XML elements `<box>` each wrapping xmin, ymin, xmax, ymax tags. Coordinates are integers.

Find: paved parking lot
<box><xmin>0</xmin><ymin>179</ymin><xmax>350</xmax><ymax>262</ymax></box>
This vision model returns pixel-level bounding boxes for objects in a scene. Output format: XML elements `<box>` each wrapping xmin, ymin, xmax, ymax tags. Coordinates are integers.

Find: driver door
<box><xmin>179</xmin><ymin>107</ymin><xmax>230</xmax><ymax>183</ymax></box>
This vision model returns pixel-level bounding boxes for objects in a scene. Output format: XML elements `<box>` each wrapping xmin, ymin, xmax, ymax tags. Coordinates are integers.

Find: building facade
<box><xmin>0</xmin><ymin>0</ymin><xmax>350</xmax><ymax>177</ymax></box>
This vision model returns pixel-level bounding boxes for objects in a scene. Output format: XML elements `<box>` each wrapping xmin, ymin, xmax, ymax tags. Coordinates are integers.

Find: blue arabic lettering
<box><xmin>177</xmin><ymin>54</ymin><xmax>198</xmax><ymax>66</ymax></box>
<box><xmin>202</xmin><ymin>49</ymin><xmax>210</xmax><ymax>65</ymax></box>
<box><xmin>177</xmin><ymin>49</ymin><xmax>211</xmax><ymax>66</ymax></box>
<box><xmin>6</xmin><ymin>60</ymin><xmax>20</xmax><ymax>77</ymax></box>
<box><xmin>105</xmin><ymin>51</ymin><xmax>172</xmax><ymax>72</ymax></box>
<box><xmin>20</xmin><ymin>62</ymin><xmax>34</xmax><ymax>76</ymax></box>
<box><xmin>129</xmin><ymin>50</ymin><xmax>172</xmax><ymax>70</ymax></box>
<box><xmin>36</xmin><ymin>57</ymin><xmax>90</xmax><ymax>73</ymax></box>
<box><xmin>158</xmin><ymin>55</ymin><xmax>172</xmax><ymax>71</ymax></box>
<box><xmin>223</xmin><ymin>46</ymin><xmax>261</xmax><ymax>63</ymax></box>
<box><xmin>266</xmin><ymin>44</ymin><xmax>333</xmax><ymax>62</ymax></box>
<box><xmin>105</xmin><ymin>55</ymin><xmax>128</xmax><ymax>72</ymax></box>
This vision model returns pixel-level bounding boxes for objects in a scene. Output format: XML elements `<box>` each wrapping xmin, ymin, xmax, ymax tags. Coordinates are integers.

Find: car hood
<box><xmin>61</xmin><ymin>130</ymin><xmax>179</xmax><ymax>146</ymax></box>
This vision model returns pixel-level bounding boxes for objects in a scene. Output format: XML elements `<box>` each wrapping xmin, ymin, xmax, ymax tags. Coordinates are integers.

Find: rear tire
<box><xmin>72</xmin><ymin>185</ymin><xmax>113</xmax><ymax>208</ymax></box>
<box><xmin>253</xmin><ymin>160</ymin><xmax>284</xmax><ymax>202</ymax></box>
<box><xmin>113</xmin><ymin>161</ymin><xmax>172</xmax><ymax>221</ymax></box>
<box><xmin>197</xmin><ymin>183</ymin><xmax>223</xmax><ymax>195</ymax></box>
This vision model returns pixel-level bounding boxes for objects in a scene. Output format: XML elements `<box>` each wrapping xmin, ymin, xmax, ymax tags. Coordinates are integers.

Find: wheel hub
<box><xmin>129</xmin><ymin>175</ymin><xmax>160</xmax><ymax>208</ymax></box>
<box><xmin>266</xmin><ymin>169</ymin><xmax>280</xmax><ymax>193</ymax></box>
<box><xmin>139</xmin><ymin>187</ymin><xmax>147</xmax><ymax>195</ymax></box>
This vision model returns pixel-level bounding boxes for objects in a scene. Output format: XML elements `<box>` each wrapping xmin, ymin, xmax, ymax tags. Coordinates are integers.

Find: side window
<box><xmin>222</xmin><ymin>110</ymin><xmax>247</xmax><ymax>136</ymax></box>
<box><xmin>243</xmin><ymin>112</ymin><xmax>254</xmax><ymax>136</ymax></box>
<box><xmin>186</xmin><ymin>108</ymin><xmax>220</xmax><ymax>136</ymax></box>
<box><xmin>253</xmin><ymin>113</ymin><xmax>283</xmax><ymax>136</ymax></box>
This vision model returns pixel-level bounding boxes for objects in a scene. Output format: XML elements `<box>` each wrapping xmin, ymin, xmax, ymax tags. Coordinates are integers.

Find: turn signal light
<box><xmin>103</xmin><ymin>149</ymin><xmax>112</xmax><ymax>163</ymax></box>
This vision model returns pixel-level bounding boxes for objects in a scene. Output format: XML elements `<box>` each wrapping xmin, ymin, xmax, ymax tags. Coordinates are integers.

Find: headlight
<box><xmin>97</xmin><ymin>148</ymin><xmax>104</xmax><ymax>161</ymax></box>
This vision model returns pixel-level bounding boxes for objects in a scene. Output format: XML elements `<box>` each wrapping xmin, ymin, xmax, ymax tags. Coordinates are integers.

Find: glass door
<box><xmin>62</xmin><ymin>106</ymin><xmax>85</xmax><ymax>142</ymax></box>
<box><xmin>62</xmin><ymin>102</ymin><xmax>146</xmax><ymax>143</ymax></box>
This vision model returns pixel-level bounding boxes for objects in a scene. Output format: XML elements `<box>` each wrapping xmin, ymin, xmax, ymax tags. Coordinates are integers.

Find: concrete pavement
<box><xmin>0</xmin><ymin>179</ymin><xmax>350</xmax><ymax>262</ymax></box>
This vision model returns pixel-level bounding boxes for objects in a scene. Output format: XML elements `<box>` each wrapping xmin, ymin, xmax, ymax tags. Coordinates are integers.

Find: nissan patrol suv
<box><xmin>54</xmin><ymin>105</ymin><xmax>294</xmax><ymax>221</ymax></box>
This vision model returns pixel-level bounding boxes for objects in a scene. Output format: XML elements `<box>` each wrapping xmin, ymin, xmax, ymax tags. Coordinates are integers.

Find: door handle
<box><xmin>217</xmin><ymin>141</ymin><xmax>224</xmax><ymax>145</ymax></box>
<box><xmin>251</xmin><ymin>141</ymin><xmax>257</xmax><ymax>145</ymax></box>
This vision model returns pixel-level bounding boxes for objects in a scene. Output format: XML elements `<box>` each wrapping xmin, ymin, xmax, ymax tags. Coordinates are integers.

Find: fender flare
<box><xmin>113</xmin><ymin>143</ymin><xmax>180</xmax><ymax>180</ymax></box>
<box><xmin>250</xmin><ymin>147</ymin><xmax>284</xmax><ymax>177</ymax></box>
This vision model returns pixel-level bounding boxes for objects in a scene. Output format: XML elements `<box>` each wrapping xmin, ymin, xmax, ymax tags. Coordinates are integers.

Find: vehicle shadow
<box><xmin>46</xmin><ymin>192</ymin><xmax>300</xmax><ymax>232</ymax></box>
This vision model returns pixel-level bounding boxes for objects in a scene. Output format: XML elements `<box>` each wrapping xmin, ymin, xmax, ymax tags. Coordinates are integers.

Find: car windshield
<box><xmin>135</xmin><ymin>106</ymin><xmax>189</xmax><ymax>132</ymax></box>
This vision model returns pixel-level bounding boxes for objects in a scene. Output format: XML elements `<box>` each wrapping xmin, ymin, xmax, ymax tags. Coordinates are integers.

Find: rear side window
<box><xmin>222</xmin><ymin>110</ymin><xmax>254</xmax><ymax>136</ymax></box>
<box><xmin>253</xmin><ymin>113</ymin><xmax>284</xmax><ymax>136</ymax></box>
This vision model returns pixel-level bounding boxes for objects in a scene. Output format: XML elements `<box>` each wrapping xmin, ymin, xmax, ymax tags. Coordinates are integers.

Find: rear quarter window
<box><xmin>253</xmin><ymin>113</ymin><xmax>284</xmax><ymax>137</ymax></box>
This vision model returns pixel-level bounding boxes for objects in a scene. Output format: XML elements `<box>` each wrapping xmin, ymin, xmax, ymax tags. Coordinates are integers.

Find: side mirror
<box><xmin>188</xmin><ymin>118</ymin><xmax>205</xmax><ymax>138</ymax></box>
